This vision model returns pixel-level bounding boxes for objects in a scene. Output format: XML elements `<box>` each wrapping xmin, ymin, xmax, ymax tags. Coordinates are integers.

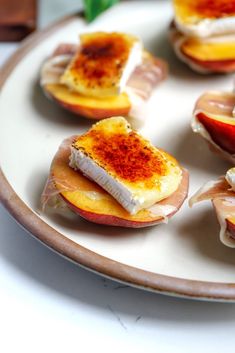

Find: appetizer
<box><xmin>40</xmin><ymin>32</ymin><xmax>167</xmax><ymax>128</ymax></box>
<box><xmin>192</xmin><ymin>90</ymin><xmax>235</xmax><ymax>163</ymax></box>
<box><xmin>169</xmin><ymin>0</ymin><xmax>235</xmax><ymax>73</ymax></box>
<box><xmin>42</xmin><ymin>117</ymin><xmax>189</xmax><ymax>228</ymax></box>
<box><xmin>189</xmin><ymin>167</ymin><xmax>235</xmax><ymax>247</ymax></box>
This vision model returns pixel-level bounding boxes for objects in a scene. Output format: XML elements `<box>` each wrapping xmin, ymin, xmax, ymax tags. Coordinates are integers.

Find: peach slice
<box><xmin>45</xmin><ymin>83</ymin><xmax>131</xmax><ymax>119</ymax></box>
<box><xmin>193</xmin><ymin>91</ymin><xmax>235</xmax><ymax>161</ymax></box>
<box><xmin>181</xmin><ymin>37</ymin><xmax>235</xmax><ymax>73</ymax></box>
<box><xmin>47</xmin><ymin>137</ymin><xmax>189</xmax><ymax>228</ymax></box>
<box><xmin>182</xmin><ymin>53</ymin><xmax>235</xmax><ymax>73</ymax></box>
<box><xmin>196</xmin><ymin>112</ymin><xmax>235</xmax><ymax>154</ymax></box>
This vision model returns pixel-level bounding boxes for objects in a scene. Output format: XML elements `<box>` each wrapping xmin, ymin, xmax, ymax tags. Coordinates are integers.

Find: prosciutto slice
<box><xmin>126</xmin><ymin>52</ymin><xmax>167</xmax><ymax>100</ymax></box>
<box><xmin>194</xmin><ymin>91</ymin><xmax>235</xmax><ymax>118</ymax></box>
<box><xmin>189</xmin><ymin>175</ymin><xmax>235</xmax><ymax>247</ymax></box>
<box><xmin>40</xmin><ymin>44</ymin><xmax>77</xmax><ymax>86</ymax></box>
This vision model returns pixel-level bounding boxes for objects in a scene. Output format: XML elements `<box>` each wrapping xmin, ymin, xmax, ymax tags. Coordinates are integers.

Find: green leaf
<box><xmin>83</xmin><ymin>0</ymin><xmax>119</xmax><ymax>22</ymax></box>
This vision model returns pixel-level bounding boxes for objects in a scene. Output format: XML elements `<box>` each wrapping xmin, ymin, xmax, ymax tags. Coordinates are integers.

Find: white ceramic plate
<box><xmin>1</xmin><ymin>0</ymin><xmax>235</xmax><ymax>301</ymax></box>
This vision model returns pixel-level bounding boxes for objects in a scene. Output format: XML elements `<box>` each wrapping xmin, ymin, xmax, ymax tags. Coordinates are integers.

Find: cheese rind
<box><xmin>60</xmin><ymin>32</ymin><xmax>142</xmax><ymax>98</ymax></box>
<box><xmin>69</xmin><ymin>117</ymin><xmax>182</xmax><ymax>214</ymax></box>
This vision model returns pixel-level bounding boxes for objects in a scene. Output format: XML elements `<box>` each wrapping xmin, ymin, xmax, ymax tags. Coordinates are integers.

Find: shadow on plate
<box><xmin>178</xmin><ymin>207</ymin><xmax>235</xmax><ymax>267</ymax></box>
<box><xmin>174</xmin><ymin>127</ymin><xmax>229</xmax><ymax>175</ymax></box>
<box><xmin>31</xmin><ymin>80</ymin><xmax>93</xmax><ymax>130</ymax></box>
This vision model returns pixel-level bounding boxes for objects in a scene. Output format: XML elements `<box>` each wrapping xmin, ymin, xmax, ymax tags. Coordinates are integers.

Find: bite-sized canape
<box><xmin>42</xmin><ymin>117</ymin><xmax>189</xmax><ymax>228</ymax></box>
<box><xmin>169</xmin><ymin>0</ymin><xmax>235</xmax><ymax>73</ymax></box>
<box><xmin>189</xmin><ymin>167</ymin><xmax>235</xmax><ymax>247</ymax></box>
<box><xmin>40</xmin><ymin>32</ymin><xmax>167</xmax><ymax>128</ymax></box>
<box><xmin>192</xmin><ymin>90</ymin><xmax>235</xmax><ymax>162</ymax></box>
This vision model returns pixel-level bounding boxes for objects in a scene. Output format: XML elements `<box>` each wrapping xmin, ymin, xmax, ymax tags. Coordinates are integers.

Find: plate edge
<box><xmin>0</xmin><ymin>9</ymin><xmax>235</xmax><ymax>301</ymax></box>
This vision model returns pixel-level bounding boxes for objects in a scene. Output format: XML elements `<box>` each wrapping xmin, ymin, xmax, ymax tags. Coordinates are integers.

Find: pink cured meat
<box><xmin>190</xmin><ymin>176</ymin><xmax>235</xmax><ymax>247</ymax></box>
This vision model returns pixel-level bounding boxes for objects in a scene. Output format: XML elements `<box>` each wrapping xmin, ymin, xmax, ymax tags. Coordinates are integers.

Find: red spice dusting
<box><xmin>71</xmin><ymin>33</ymin><xmax>133</xmax><ymax>88</ymax></box>
<box><xmin>192</xmin><ymin>0</ymin><xmax>235</xmax><ymax>18</ymax></box>
<box><xmin>87</xmin><ymin>131</ymin><xmax>167</xmax><ymax>183</ymax></box>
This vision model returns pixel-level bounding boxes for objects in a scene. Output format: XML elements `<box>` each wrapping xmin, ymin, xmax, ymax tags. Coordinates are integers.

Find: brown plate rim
<box><xmin>0</xmin><ymin>10</ymin><xmax>235</xmax><ymax>302</ymax></box>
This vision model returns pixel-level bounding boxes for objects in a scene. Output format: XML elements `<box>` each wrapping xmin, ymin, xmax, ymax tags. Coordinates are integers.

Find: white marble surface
<box><xmin>1</xmin><ymin>1</ymin><xmax>235</xmax><ymax>352</ymax></box>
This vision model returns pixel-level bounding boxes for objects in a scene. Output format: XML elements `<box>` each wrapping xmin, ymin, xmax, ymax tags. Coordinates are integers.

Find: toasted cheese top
<box><xmin>174</xmin><ymin>0</ymin><xmax>235</xmax><ymax>23</ymax></box>
<box><xmin>173</xmin><ymin>0</ymin><xmax>235</xmax><ymax>38</ymax></box>
<box><xmin>60</xmin><ymin>32</ymin><xmax>142</xmax><ymax>98</ymax></box>
<box><xmin>72</xmin><ymin>117</ymin><xmax>182</xmax><ymax>203</ymax></box>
